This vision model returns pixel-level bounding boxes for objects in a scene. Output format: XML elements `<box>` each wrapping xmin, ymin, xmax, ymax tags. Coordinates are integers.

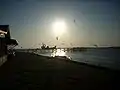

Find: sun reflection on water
<box><xmin>51</xmin><ymin>49</ymin><xmax>66</xmax><ymax>57</ymax></box>
<box><xmin>51</xmin><ymin>49</ymin><xmax>71</xmax><ymax>60</ymax></box>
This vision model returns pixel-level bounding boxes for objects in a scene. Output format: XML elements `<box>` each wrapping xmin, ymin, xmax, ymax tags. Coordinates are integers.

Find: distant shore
<box><xmin>0</xmin><ymin>52</ymin><xmax>120</xmax><ymax>90</ymax></box>
<box><xmin>16</xmin><ymin>46</ymin><xmax>120</xmax><ymax>51</ymax></box>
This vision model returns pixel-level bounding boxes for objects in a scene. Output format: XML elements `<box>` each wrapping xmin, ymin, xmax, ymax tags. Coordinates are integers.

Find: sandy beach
<box><xmin>0</xmin><ymin>52</ymin><xmax>120</xmax><ymax>90</ymax></box>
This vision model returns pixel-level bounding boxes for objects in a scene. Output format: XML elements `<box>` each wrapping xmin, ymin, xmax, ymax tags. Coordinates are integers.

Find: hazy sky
<box><xmin>0</xmin><ymin>0</ymin><xmax>120</xmax><ymax>48</ymax></box>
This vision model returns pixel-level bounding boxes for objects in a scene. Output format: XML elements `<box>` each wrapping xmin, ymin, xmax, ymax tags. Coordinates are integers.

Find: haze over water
<box><xmin>1</xmin><ymin>0</ymin><xmax>120</xmax><ymax>70</ymax></box>
<box><xmin>0</xmin><ymin>0</ymin><xmax>120</xmax><ymax>48</ymax></box>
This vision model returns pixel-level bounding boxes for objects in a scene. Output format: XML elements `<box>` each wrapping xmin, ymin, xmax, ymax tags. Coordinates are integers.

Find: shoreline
<box><xmin>31</xmin><ymin>52</ymin><xmax>120</xmax><ymax>72</ymax></box>
<box><xmin>0</xmin><ymin>52</ymin><xmax>120</xmax><ymax>90</ymax></box>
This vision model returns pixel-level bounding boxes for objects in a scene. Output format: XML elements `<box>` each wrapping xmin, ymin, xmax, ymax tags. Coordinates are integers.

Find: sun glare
<box><xmin>52</xmin><ymin>20</ymin><xmax>67</xmax><ymax>36</ymax></box>
<box><xmin>51</xmin><ymin>49</ymin><xmax>66</xmax><ymax>57</ymax></box>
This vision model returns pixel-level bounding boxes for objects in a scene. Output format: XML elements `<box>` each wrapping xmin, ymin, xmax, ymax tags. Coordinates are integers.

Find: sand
<box><xmin>0</xmin><ymin>52</ymin><xmax>120</xmax><ymax>90</ymax></box>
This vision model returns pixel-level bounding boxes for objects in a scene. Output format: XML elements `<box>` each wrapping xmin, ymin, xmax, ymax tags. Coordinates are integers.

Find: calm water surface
<box><xmin>31</xmin><ymin>48</ymin><xmax>120</xmax><ymax>70</ymax></box>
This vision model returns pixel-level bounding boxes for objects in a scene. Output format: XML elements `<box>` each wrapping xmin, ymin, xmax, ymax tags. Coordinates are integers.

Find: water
<box><xmin>33</xmin><ymin>48</ymin><xmax>120</xmax><ymax>70</ymax></box>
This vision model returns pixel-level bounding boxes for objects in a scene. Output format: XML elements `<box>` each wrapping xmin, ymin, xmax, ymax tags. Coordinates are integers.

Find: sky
<box><xmin>0</xmin><ymin>0</ymin><xmax>120</xmax><ymax>48</ymax></box>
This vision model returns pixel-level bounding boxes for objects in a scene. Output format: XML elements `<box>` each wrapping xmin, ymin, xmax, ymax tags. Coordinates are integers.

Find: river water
<box><xmin>32</xmin><ymin>48</ymin><xmax>120</xmax><ymax>70</ymax></box>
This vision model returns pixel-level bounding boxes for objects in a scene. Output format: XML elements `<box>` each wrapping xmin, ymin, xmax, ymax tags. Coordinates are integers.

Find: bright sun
<box><xmin>52</xmin><ymin>20</ymin><xmax>67</xmax><ymax>36</ymax></box>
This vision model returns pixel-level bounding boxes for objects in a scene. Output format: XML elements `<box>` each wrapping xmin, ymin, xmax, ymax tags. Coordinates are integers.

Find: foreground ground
<box><xmin>0</xmin><ymin>52</ymin><xmax>120</xmax><ymax>90</ymax></box>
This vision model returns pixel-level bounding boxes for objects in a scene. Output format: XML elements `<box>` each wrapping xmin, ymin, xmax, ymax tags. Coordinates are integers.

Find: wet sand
<box><xmin>0</xmin><ymin>52</ymin><xmax>120</xmax><ymax>90</ymax></box>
